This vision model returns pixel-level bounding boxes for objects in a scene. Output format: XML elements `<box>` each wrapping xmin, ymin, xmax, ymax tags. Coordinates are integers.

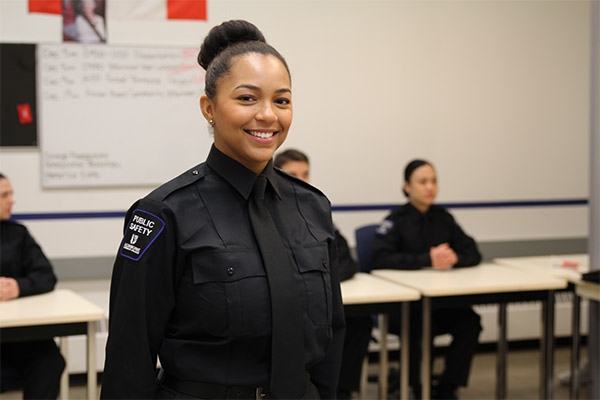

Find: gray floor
<box><xmin>365</xmin><ymin>345</ymin><xmax>590</xmax><ymax>400</ymax></box>
<box><xmin>0</xmin><ymin>345</ymin><xmax>590</xmax><ymax>400</ymax></box>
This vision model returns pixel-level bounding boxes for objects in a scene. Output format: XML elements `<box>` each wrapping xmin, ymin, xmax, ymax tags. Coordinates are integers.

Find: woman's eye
<box><xmin>239</xmin><ymin>95</ymin><xmax>255</xmax><ymax>102</ymax></box>
<box><xmin>275</xmin><ymin>98</ymin><xmax>291</xmax><ymax>106</ymax></box>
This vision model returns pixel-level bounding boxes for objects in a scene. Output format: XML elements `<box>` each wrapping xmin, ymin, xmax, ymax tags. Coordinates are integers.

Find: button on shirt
<box><xmin>372</xmin><ymin>203</ymin><xmax>481</xmax><ymax>269</ymax></box>
<box><xmin>101</xmin><ymin>145</ymin><xmax>345</xmax><ymax>399</ymax></box>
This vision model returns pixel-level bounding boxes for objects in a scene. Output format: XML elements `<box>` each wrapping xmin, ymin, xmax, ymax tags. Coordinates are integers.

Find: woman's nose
<box><xmin>256</xmin><ymin>103</ymin><xmax>277</xmax><ymax>122</ymax></box>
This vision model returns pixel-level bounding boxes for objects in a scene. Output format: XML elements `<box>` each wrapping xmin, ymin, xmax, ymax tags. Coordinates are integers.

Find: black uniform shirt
<box><xmin>101</xmin><ymin>145</ymin><xmax>345</xmax><ymax>399</ymax></box>
<box><xmin>0</xmin><ymin>220</ymin><xmax>56</xmax><ymax>296</ymax></box>
<box><xmin>372</xmin><ymin>202</ymin><xmax>481</xmax><ymax>270</ymax></box>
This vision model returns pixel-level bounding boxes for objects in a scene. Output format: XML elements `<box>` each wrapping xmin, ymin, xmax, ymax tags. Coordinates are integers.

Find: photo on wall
<box><xmin>62</xmin><ymin>0</ymin><xmax>107</xmax><ymax>43</ymax></box>
<box><xmin>0</xmin><ymin>43</ymin><xmax>38</xmax><ymax>147</ymax></box>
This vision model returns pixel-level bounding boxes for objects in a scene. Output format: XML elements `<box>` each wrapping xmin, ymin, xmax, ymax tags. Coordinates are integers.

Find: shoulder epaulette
<box><xmin>429</xmin><ymin>204</ymin><xmax>448</xmax><ymax>214</ymax></box>
<box><xmin>391</xmin><ymin>203</ymin><xmax>409</xmax><ymax>216</ymax></box>
<box><xmin>147</xmin><ymin>163</ymin><xmax>207</xmax><ymax>201</ymax></box>
<box><xmin>274</xmin><ymin>167</ymin><xmax>327</xmax><ymax>198</ymax></box>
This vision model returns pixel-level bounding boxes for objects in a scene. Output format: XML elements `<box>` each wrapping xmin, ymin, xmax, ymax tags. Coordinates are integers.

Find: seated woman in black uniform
<box><xmin>100</xmin><ymin>20</ymin><xmax>345</xmax><ymax>400</ymax></box>
<box><xmin>372</xmin><ymin>159</ymin><xmax>482</xmax><ymax>400</ymax></box>
<box><xmin>0</xmin><ymin>173</ymin><xmax>66</xmax><ymax>400</ymax></box>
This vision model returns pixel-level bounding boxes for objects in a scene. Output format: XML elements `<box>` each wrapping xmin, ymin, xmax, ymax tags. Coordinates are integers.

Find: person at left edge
<box><xmin>100</xmin><ymin>20</ymin><xmax>345</xmax><ymax>400</ymax></box>
<box><xmin>0</xmin><ymin>173</ymin><xmax>66</xmax><ymax>399</ymax></box>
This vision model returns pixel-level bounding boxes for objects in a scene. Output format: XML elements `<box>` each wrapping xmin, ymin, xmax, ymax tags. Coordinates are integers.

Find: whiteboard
<box><xmin>38</xmin><ymin>44</ymin><xmax>212</xmax><ymax>188</ymax></box>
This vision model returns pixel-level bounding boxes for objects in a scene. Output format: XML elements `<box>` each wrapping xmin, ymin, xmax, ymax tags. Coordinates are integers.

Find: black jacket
<box><xmin>372</xmin><ymin>202</ymin><xmax>481</xmax><ymax>270</ymax></box>
<box><xmin>0</xmin><ymin>220</ymin><xmax>56</xmax><ymax>296</ymax></box>
<box><xmin>101</xmin><ymin>146</ymin><xmax>345</xmax><ymax>399</ymax></box>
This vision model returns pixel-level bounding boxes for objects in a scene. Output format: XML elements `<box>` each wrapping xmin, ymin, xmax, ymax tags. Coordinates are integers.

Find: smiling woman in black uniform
<box><xmin>100</xmin><ymin>20</ymin><xmax>345</xmax><ymax>400</ymax></box>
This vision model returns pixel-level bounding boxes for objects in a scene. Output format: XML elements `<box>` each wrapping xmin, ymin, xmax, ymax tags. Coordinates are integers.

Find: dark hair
<box><xmin>403</xmin><ymin>159</ymin><xmax>433</xmax><ymax>197</ymax></box>
<box><xmin>197</xmin><ymin>20</ymin><xmax>291</xmax><ymax>99</ymax></box>
<box><xmin>274</xmin><ymin>149</ymin><xmax>309</xmax><ymax>169</ymax></box>
<box><xmin>0</xmin><ymin>173</ymin><xmax>6</xmax><ymax>180</ymax></box>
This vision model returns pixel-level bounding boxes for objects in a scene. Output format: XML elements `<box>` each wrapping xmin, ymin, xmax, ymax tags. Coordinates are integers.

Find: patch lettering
<box><xmin>376</xmin><ymin>220</ymin><xmax>394</xmax><ymax>235</ymax></box>
<box><xmin>120</xmin><ymin>209</ymin><xmax>165</xmax><ymax>261</ymax></box>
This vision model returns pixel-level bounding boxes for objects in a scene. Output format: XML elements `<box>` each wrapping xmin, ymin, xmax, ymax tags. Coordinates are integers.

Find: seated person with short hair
<box><xmin>0</xmin><ymin>173</ymin><xmax>66</xmax><ymax>400</ymax></box>
<box><xmin>274</xmin><ymin>149</ymin><xmax>372</xmax><ymax>398</ymax></box>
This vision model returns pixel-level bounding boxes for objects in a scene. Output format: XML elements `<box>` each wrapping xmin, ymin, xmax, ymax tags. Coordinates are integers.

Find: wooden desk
<box><xmin>494</xmin><ymin>254</ymin><xmax>591</xmax><ymax>399</ymax></box>
<box><xmin>341</xmin><ymin>272</ymin><xmax>420</xmax><ymax>399</ymax></box>
<box><xmin>0</xmin><ymin>289</ymin><xmax>105</xmax><ymax>400</ymax></box>
<box><xmin>576</xmin><ymin>280</ymin><xmax>600</xmax><ymax>302</ymax></box>
<box><xmin>494</xmin><ymin>254</ymin><xmax>589</xmax><ymax>282</ymax></box>
<box><xmin>372</xmin><ymin>263</ymin><xmax>567</xmax><ymax>400</ymax></box>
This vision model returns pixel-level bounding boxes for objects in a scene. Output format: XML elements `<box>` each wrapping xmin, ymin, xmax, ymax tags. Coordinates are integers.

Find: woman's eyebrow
<box><xmin>235</xmin><ymin>84</ymin><xmax>291</xmax><ymax>94</ymax></box>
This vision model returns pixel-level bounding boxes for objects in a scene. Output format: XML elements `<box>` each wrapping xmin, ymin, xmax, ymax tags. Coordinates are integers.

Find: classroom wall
<box><xmin>0</xmin><ymin>0</ymin><xmax>591</xmax><ymax>274</ymax></box>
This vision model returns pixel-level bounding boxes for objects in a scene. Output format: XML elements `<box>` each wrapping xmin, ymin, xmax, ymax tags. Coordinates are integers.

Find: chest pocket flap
<box><xmin>189</xmin><ymin>249</ymin><xmax>269</xmax><ymax>337</ymax></box>
<box><xmin>192</xmin><ymin>250</ymin><xmax>266</xmax><ymax>283</ymax></box>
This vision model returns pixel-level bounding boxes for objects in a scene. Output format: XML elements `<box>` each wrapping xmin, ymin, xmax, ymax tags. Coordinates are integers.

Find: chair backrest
<box><xmin>354</xmin><ymin>224</ymin><xmax>379</xmax><ymax>273</ymax></box>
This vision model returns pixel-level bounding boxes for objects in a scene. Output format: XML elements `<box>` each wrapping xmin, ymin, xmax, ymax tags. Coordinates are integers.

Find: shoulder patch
<box><xmin>119</xmin><ymin>209</ymin><xmax>165</xmax><ymax>261</ymax></box>
<box><xmin>376</xmin><ymin>220</ymin><xmax>394</xmax><ymax>235</ymax></box>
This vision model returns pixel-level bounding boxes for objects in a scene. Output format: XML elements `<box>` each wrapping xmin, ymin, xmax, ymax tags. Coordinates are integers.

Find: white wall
<box><xmin>0</xmin><ymin>0</ymin><xmax>590</xmax><ymax>258</ymax></box>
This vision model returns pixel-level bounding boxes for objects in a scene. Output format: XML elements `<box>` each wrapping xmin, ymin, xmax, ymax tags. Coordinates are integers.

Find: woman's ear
<box><xmin>403</xmin><ymin>182</ymin><xmax>411</xmax><ymax>197</ymax></box>
<box><xmin>200</xmin><ymin>95</ymin><xmax>214</xmax><ymax>123</ymax></box>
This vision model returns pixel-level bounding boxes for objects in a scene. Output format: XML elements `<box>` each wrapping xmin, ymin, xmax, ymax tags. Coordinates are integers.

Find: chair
<box><xmin>354</xmin><ymin>224</ymin><xmax>379</xmax><ymax>273</ymax></box>
<box><xmin>355</xmin><ymin>224</ymin><xmax>449</xmax><ymax>398</ymax></box>
<box><xmin>354</xmin><ymin>223</ymin><xmax>400</xmax><ymax>398</ymax></box>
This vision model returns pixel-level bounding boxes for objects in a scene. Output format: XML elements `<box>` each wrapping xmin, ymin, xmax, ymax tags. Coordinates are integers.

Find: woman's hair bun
<box><xmin>198</xmin><ymin>20</ymin><xmax>266</xmax><ymax>70</ymax></box>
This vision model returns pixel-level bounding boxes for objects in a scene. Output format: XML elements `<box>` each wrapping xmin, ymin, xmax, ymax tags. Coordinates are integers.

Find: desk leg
<box><xmin>422</xmin><ymin>297</ymin><xmax>431</xmax><ymax>400</ymax></box>
<box><xmin>87</xmin><ymin>321</ymin><xmax>97</xmax><ymax>400</ymax></box>
<box><xmin>496</xmin><ymin>303</ymin><xmax>507</xmax><ymax>399</ymax></box>
<box><xmin>59</xmin><ymin>337</ymin><xmax>70</xmax><ymax>400</ymax></box>
<box><xmin>541</xmin><ymin>291</ymin><xmax>556</xmax><ymax>400</ymax></box>
<box><xmin>360</xmin><ymin>356</ymin><xmax>369</xmax><ymax>399</ymax></box>
<box><xmin>378</xmin><ymin>314</ymin><xmax>389</xmax><ymax>400</ymax></box>
<box><xmin>570</xmin><ymin>294</ymin><xmax>581</xmax><ymax>399</ymax></box>
<box><xmin>401</xmin><ymin>302</ymin><xmax>410</xmax><ymax>400</ymax></box>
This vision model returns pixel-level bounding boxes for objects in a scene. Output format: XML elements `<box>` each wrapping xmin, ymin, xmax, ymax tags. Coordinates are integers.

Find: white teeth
<box><xmin>248</xmin><ymin>131</ymin><xmax>274</xmax><ymax>139</ymax></box>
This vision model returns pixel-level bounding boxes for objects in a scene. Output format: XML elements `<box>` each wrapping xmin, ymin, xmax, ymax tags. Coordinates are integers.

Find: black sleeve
<box><xmin>101</xmin><ymin>199</ymin><xmax>180</xmax><ymax>399</ymax></box>
<box><xmin>372</xmin><ymin>219</ymin><xmax>430</xmax><ymax>270</ymax></box>
<box><xmin>334</xmin><ymin>228</ymin><xmax>357</xmax><ymax>282</ymax></box>
<box><xmin>448</xmin><ymin>216</ymin><xmax>482</xmax><ymax>268</ymax></box>
<box><xmin>15</xmin><ymin>226</ymin><xmax>57</xmax><ymax>297</ymax></box>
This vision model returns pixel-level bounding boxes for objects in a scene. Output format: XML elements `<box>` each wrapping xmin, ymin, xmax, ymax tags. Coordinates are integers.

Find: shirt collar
<box><xmin>406</xmin><ymin>202</ymin><xmax>431</xmax><ymax>220</ymax></box>
<box><xmin>206</xmin><ymin>145</ymin><xmax>281</xmax><ymax>200</ymax></box>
